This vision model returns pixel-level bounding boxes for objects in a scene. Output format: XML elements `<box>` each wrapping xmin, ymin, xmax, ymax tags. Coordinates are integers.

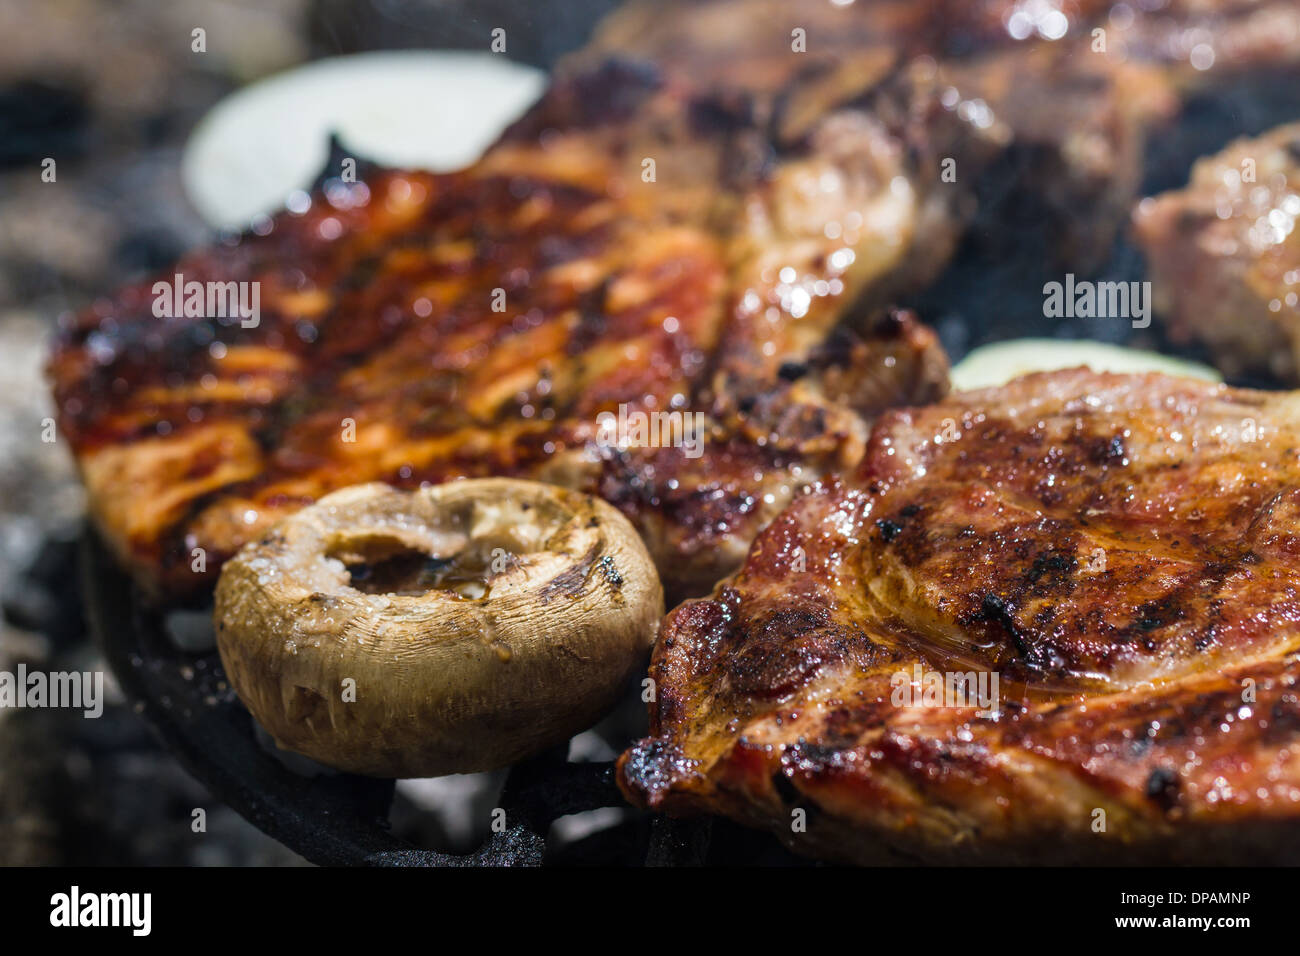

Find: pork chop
<box><xmin>49</xmin><ymin>0</ymin><xmax>1299</xmax><ymax>606</ymax></box>
<box><xmin>620</xmin><ymin>369</ymin><xmax>1300</xmax><ymax>863</ymax></box>
<box><xmin>49</xmin><ymin>5</ymin><xmax>964</xmax><ymax>605</ymax></box>
<box><xmin>1136</xmin><ymin>122</ymin><xmax>1300</xmax><ymax>382</ymax></box>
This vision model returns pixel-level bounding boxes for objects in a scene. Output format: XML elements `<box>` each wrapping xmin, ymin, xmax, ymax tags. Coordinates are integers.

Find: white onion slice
<box><xmin>950</xmin><ymin>338</ymin><xmax>1222</xmax><ymax>391</ymax></box>
<box><xmin>181</xmin><ymin>51</ymin><xmax>546</xmax><ymax>229</ymax></box>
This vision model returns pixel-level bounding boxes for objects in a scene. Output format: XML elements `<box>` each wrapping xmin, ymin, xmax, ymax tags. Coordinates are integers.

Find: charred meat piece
<box><xmin>621</xmin><ymin>369</ymin><xmax>1300</xmax><ymax>863</ymax></box>
<box><xmin>1106</xmin><ymin>0</ymin><xmax>1300</xmax><ymax>89</ymax></box>
<box><xmin>586</xmin><ymin>1</ymin><xmax>1183</xmax><ymax>274</ymax></box>
<box><xmin>49</xmin><ymin>0</ymin><xmax>1295</xmax><ymax>605</ymax></box>
<box><xmin>1135</xmin><ymin>122</ymin><xmax>1300</xmax><ymax>381</ymax></box>
<box><xmin>600</xmin><ymin>309</ymin><xmax>948</xmax><ymax>603</ymax></box>
<box><xmin>936</xmin><ymin>0</ymin><xmax>1300</xmax><ymax>86</ymax></box>
<box><xmin>582</xmin><ymin>0</ymin><xmax>938</xmax><ymax>98</ymax></box>
<box><xmin>937</xmin><ymin>41</ymin><xmax>1176</xmax><ymax>271</ymax></box>
<box><xmin>49</xmin><ymin>5</ymin><xmax>961</xmax><ymax>605</ymax></box>
<box><xmin>925</xmin><ymin>1</ymin><xmax>1300</xmax><ymax>269</ymax></box>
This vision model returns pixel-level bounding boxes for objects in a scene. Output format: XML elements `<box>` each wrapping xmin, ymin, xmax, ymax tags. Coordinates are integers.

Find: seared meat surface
<box><xmin>945</xmin><ymin>0</ymin><xmax>1300</xmax><ymax>84</ymax></box>
<box><xmin>1136</xmin><ymin>122</ymin><xmax>1300</xmax><ymax>381</ymax></box>
<box><xmin>1106</xmin><ymin>0</ymin><xmax>1300</xmax><ymax>87</ymax></box>
<box><xmin>47</xmin><ymin>0</ymin><xmax>1300</xmax><ymax>605</ymax></box>
<box><xmin>50</xmin><ymin>2</ymin><xmax>964</xmax><ymax>604</ymax></box>
<box><xmin>620</xmin><ymin>369</ymin><xmax>1300</xmax><ymax>863</ymax></box>
<box><xmin>936</xmin><ymin>42</ymin><xmax>1175</xmax><ymax>271</ymax></box>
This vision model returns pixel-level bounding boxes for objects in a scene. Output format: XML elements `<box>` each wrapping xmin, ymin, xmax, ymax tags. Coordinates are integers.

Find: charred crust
<box><xmin>971</xmin><ymin>592</ymin><xmax>1067</xmax><ymax>675</ymax></box>
<box><xmin>1091</xmin><ymin>434</ymin><xmax>1129</xmax><ymax>465</ymax></box>
<box><xmin>1132</xmin><ymin>597</ymin><xmax>1186</xmax><ymax>634</ymax></box>
<box><xmin>688</xmin><ymin>87</ymin><xmax>760</xmax><ymax>135</ymax></box>
<box><xmin>868</xmin><ymin>307</ymin><xmax>915</xmax><ymax>339</ymax></box>
<box><xmin>979</xmin><ymin>593</ymin><xmax>1015</xmax><ymax>633</ymax></box>
<box><xmin>771</xmin><ymin>769</ymin><xmax>802</xmax><ymax>806</ymax></box>
<box><xmin>1026</xmin><ymin>551</ymin><xmax>1076</xmax><ymax>587</ymax></box>
<box><xmin>777</xmin><ymin>360</ymin><xmax>809</xmax><ymax>381</ymax></box>
<box><xmin>724</xmin><ymin>607</ymin><xmax>844</xmax><ymax>699</ymax></box>
<box><xmin>617</xmin><ymin>737</ymin><xmax>697</xmax><ymax>808</ymax></box>
<box><xmin>507</xmin><ymin>57</ymin><xmax>663</xmax><ymax>138</ymax></box>
<box><xmin>876</xmin><ymin>518</ymin><xmax>903</xmax><ymax>543</ymax></box>
<box><xmin>1145</xmin><ymin>766</ymin><xmax>1181</xmax><ymax>811</ymax></box>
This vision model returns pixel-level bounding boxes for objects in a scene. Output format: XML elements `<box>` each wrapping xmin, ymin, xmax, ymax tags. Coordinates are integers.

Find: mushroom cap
<box><xmin>214</xmin><ymin>479</ymin><xmax>663</xmax><ymax>777</ymax></box>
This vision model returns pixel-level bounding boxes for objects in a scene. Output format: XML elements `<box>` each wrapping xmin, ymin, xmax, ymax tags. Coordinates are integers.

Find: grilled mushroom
<box><xmin>214</xmin><ymin>479</ymin><xmax>663</xmax><ymax>777</ymax></box>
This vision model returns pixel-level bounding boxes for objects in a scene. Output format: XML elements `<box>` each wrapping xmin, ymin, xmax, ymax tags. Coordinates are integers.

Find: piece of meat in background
<box><xmin>1136</xmin><ymin>122</ymin><xmax>1300</xmax><ymax>381</ymax></box>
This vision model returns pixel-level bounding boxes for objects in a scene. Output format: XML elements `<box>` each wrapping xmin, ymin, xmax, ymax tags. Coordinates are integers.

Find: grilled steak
<box><xmin>935</xmin><ymin>41</ymin><xmax>1175</xmax><ymax>271</ymax></box>
<box><xmin>620</xmin><ymin>369</ymin><xmax>1300</xmax><ymax>863</ymax></box>
<box><xmin>1136</xmin><ymin>122</ymin><xmax>1300</xmax><ymax>382</ymax></box>
<box><xmin>1106</xmin><ymin>0</ymin><xmax>1300</xmax><ymax>88</ymax></box>
<box><xmin>49</xmin><ymin>3</ymin><xmax>968</xmax><ymax>605</ymax></box>
<box><xmin>47</xmin><ymin>0</ymin><xmax>1300</xmax><ymax>605</ymax></box>
<box><xmin>942</xmin><ymin>0</ymin><xmax>1300</xmax><ymax>84</ymax></box>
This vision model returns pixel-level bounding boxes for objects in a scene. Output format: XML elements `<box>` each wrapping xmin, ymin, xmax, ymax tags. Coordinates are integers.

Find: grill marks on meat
<box><xmin>1136</xmin><ymin>122</ymin><xmax>1300</xmax><ymax>382</ymax></box>
<box><xmin>54</xmin><ymin>158</ymin><xmax>724</xmax><ymax>595</ymax></box>
<box><xmin>619</xmin><ymin>370</ymin><xmax>1300</xmax><ymax>863</ymax></box>
<box><xmin>47</xmin><ymin>0</ymin><xmax>1300</xmax><ymax>606</ymax></box>
<box><xmin>598</xmin><ymin>310</ymin><xmax>949</xmax><ymax>601</ymax></box>
<box><xmin>49</xmin><ymin>4</ymin><xmax>963</xmax><ymax>603</ymax></box>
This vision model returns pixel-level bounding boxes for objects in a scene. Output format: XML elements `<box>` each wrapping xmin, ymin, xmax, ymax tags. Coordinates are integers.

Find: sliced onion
<box><xmin>182</xmin><ymin>51</ymin><xmax>545</xmax><ymax>229</ymax></box>
<box><xmin>951</xmin><ymin>338</ymin><xmax>1222</xmax><ymax>392</ymax></box>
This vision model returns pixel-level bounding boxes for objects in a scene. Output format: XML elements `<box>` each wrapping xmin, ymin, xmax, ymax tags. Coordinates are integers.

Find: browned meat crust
<box><xmin>938</xmin><ymin>0</ymin><xmax>1300</xmax><ymax>84</ymax></box>
<box><xmin>48</xmin><ymin>4</ymin><xmax>965</xmax><ymax>605</ymax></box>
<box><xmin>620</xmin><ymin>369</ymin><xmax>1300</xmax><ymax>863</ymax></box>
<box><xmin>48</xmin><ymin>0</ymin><xmax>1300</xmax><ymax>604</ymax></box>
<box><xmin>1136</xmin><ymin>122</ymin><xmax>1300</xmax><ymax>381</ymax></box>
